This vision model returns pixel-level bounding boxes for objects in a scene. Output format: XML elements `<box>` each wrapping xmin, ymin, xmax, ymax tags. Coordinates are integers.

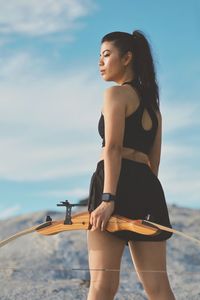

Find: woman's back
<box><xmin>99</xmin><ymin>80</ymin><xmax>162</xmax><ymax>174</ymax></box>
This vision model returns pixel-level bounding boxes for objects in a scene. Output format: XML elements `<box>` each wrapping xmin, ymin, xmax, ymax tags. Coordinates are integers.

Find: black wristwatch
<box><xmin>102</xmin><ymin>193</ymin><xmax>116</xmax><ymax>202</ymax></box>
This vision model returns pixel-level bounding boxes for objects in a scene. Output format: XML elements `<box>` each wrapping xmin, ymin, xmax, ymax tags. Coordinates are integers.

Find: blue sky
<box><xmin>0</xmin><ymin>0</ymin><xmax>199</xmax><ymax>219</ymax></box>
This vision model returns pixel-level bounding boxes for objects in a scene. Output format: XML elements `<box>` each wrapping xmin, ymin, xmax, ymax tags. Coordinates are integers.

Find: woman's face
<box><xmin>99</xmin><ymin>41</ymin><xmax>126</xmax><ymax>83</ymax></box>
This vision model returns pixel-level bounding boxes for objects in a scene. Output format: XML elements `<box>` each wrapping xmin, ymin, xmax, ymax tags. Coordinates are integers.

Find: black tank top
<box><xmin>98</xmin><ymin>80</ymin><xmax>158</xmax><ymax>155</ymax></box>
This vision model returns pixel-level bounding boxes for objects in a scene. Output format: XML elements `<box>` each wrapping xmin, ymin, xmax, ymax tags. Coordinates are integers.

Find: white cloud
<box><xmin>160</xmin><ymin>170</ymin><xmax>200</xmax><ymax>208</ymax></box>
<box><xmin>0</xmin><ymin>70</ymin><xmax>102</xmax><ymax>130</ymax></box>
<box><xmin>161</xmin><ymin>101</ymin><xmax>200</xmax><ymax>133</ymax></box>
<box><xmin>0</xmin><ymin>36</ymin><xmax>12</xmax><ymax>46</ymax></box>
<box><xmin>162</xmin><ymin>144</ymin><xmax>199</xmax><ymax>158</ymax></box>
<box><xmin>0</xmin><ymin>52</ymin><xmax>43</xmax><ymax>79</ymax></box>
<box><xmin>0</xmin><ymin>205</ymin><xmax>21</xmax><ymax>220</ymax></box>
<box><xmin>154</xmin><ymin>91</ymin><xmax>200</xmax><ymax>207</ymax></box>
<box><xmin>0</xmin><ymin>137</ymin><xmax>99</xmax><ymax>181</ymax></box>
<box><xmin>0</xmin><ymin>51</ymin><xmax>104</xmax><ymax>181</ymax></box>
<box><xmin>0</xmin><ymin>0</ymin><xmax>97</xmax><ymax>36</ymax></box>
<box><xmin>40</xmin><ymin>188</ymin><xmax>89</xmax><ymax>199</ymax></box>
<box><xmin>159</xmin><ymin>143</ymin><xmax>200</xmax><ymax>207</ymax></box>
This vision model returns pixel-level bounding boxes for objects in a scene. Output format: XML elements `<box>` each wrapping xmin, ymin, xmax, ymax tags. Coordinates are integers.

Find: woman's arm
<box><xmin>148</xmin><ymin>110</ymin><xmax>162</xmax><ymax>177</ymax></box>
<box><xmin>89</xmin><ymin>86</ymin><xmax>126</xmax><ymax>231</ymax></box>
<box><xmin>102</xmin><ymin>86</ymin><xmax>126</xmax><ymax>195</ymax></box>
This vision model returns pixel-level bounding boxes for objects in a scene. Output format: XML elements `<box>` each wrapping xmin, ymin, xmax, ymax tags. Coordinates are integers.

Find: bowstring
<box><xmin>0</xmin><ymin>267</ymin><xmax>200</xmax><ymax>274</ymax></box>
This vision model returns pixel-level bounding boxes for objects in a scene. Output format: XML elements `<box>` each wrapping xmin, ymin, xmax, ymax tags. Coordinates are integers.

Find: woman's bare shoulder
<box><xmin>103</xmin><ymin>84</ymin><xmax>126</xmax><ymax>95</ymax></box>
<box><xmin>102</xmin><ymin>84</ymin><xmax>137</xmax><ymax>110</ymax></box>
<box><xmin>102</xmin><ymin>85</ymin><xmax>127</xmax><ymax>106</ymax></box>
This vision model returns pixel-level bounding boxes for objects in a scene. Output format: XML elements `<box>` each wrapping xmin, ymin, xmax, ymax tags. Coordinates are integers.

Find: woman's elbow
<box><xmin>104</xmin><ymin>144</ymin><xmax>123</xmax><ymax>154</ymax></box>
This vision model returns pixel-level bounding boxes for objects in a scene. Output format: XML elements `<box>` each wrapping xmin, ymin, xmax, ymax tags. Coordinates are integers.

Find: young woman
<box><xmin>87</xmin><ymin>30</ymin><xmax>176</xmax><ymax>300</ymax></box>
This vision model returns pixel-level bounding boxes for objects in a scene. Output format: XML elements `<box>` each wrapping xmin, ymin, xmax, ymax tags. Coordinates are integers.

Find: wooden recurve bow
<box><xmin>0</xmin><ymin>200</ymin><xmax>200</xmax><ymax>248</ymax></box>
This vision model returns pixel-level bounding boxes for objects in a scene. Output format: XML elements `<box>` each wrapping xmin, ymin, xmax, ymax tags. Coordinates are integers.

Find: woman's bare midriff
<box><xmin>99</xmin><ymin>147</ymin><xmax>151</xmax><ymax>168</ymax></box>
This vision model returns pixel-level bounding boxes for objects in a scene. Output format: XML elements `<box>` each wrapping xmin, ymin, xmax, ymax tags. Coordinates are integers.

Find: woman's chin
<box><xmin>101</xmin><ymin>75</ymin><xmax>112</xmax><ymax>82</ymax></box>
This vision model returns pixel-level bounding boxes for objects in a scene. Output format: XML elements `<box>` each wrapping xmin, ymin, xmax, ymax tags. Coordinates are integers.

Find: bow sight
<box><xmin>46</xmin><ymin>200</ymin><xmax>86</xmax><ymax>225</ymax></box>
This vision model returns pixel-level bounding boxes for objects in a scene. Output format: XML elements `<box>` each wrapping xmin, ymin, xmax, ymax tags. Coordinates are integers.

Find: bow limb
<box><xmin>0</xmin><ymin>212</ymin><xmax>91</xmax><ymax>248</ymax></box>
<box><xmin>0</xmin><ymin>221</ymin><xmax>52</xmax><ymax>248</ymax></box>
<box><xmin>106</xmin><ymin>215</ymin><xmax>160</xmax><ymax>236</ymax></box>
<box><xmin>141</xmin><ymin>220</ymin><xmax>200</xmax><ymax>245</ymax></box>
<box><xmin>0</xmin><ymin>213</ymin><xmax>90</xmax><ymax>248</ymax></box>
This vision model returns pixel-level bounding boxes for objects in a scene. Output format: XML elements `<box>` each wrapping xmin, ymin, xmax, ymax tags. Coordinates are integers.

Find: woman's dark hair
<box><xmin>101</xmin><ymin>30</ymin><xmax>160</xmax><ymax>111</ymax></box>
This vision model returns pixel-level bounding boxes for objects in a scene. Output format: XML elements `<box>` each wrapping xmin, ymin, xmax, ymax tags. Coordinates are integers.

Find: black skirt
<box><xmin>87</xmin><ymin>158</ymin><xmax>173</xmax><ymax>245</ymax></box>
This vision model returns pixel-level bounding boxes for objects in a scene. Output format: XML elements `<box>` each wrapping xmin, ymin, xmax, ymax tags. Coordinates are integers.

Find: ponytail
<box><xmin>131</xmin><ymin>30</ymin><xmax>159</xmax><ymax>110</ymax></box>
<box><xmin>101</xmin><ymin>30</ymin><xmax>160</xmax><ymax>111</ymax></box>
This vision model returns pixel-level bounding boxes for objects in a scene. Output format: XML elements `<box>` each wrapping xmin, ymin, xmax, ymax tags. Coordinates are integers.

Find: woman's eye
<box><xmin>104</xmin><ymin>54</ymin><xmax>109</xmax><ymax>57</ymax></box>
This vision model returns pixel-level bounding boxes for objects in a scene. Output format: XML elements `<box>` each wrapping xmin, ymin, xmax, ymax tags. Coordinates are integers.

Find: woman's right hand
<box><xmin>89</xmin><ymin>201</ymin><xmax>115</xmax><ymax>232</ymax></box>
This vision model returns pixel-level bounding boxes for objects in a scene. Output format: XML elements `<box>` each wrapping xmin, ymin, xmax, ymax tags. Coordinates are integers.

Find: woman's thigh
<box><xmin>128</xmin><ymin>241</ymin><xmax>171</xmax><ymax>292</ymax></box>
<box><xmin>87</xmin><ymin>229</ymin><xmax>126</xmax><ymax>288</ymax></box>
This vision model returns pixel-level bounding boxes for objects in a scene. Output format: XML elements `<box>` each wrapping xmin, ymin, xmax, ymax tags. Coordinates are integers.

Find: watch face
<box><xmin>104</xmin><ymin>194</ymin><xmax>110</xmax><ymax>200</ymax></box>
<box><xmin>102</xmin><ymin>193</ymin><xmax>114</xmax><ymax>201</ymax></box>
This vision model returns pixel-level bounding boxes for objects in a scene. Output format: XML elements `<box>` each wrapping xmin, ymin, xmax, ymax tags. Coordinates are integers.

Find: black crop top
<box><xmin>98</xmin><ymin>80</ymin><xmax>158</xmax><ymax>155</ymax></box>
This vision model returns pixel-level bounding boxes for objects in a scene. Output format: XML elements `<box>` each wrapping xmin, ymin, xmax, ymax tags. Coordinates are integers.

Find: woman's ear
<box><xmin>123</xmin><ymin>51</ymin><xmax>133</xmax><ymax>67</ymax></box>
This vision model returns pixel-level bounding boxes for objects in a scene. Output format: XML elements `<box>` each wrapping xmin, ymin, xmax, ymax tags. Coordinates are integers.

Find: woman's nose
<box><xmin>99</xmin><ymin>57</ymin><xmax>104</xmax><ymax>66</ymax></box>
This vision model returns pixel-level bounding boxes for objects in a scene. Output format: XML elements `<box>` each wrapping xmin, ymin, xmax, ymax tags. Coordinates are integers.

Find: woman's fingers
<box><xmin>90</xmin><ymin>213</ymin><xmax>104</xmax><ymax>231</ymax></box>
<box><xmin>90</xmin><ymin>212</ymin><xmax>98</xmax><ymax>231</ymax></box>
<box><xmin>89</xmin><ymin>214</ymin><xmax>95</xmax><ymax>230</ymax></box>
<box><xmin>92</xmin><ymin>217</ymin><xmax>101</xmax><ymax>231</ymax></box>
<box><xmin>91</xmin><ymin>217</ymin><xmax>97</xmax><ymax>231</ymax></box>
<box><xmin>101</xmin><ymin>220</ymin><xmax>106</xmax><ymax>231</ymax></box>
<box><xmin>90</xmin><ymin>204</ymin><xmax>111</xmax><ymax>231</ymax></box>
